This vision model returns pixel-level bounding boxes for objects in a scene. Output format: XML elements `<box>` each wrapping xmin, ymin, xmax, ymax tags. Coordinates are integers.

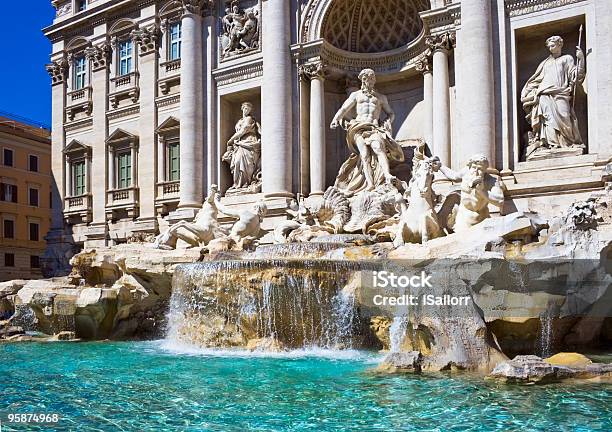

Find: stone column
<box><xmin>459</xmin><ymin>0</ymin><xmax>495</xmax><ymax>165</ymax></box>
<box><xmin>261</xmin><ymin>0</ymin><xmax>293</xmax><ymax>197</ymax></box>
<box><xmin>133</xmin><ymin>24</ymin><xmax>160</xmax><ymax>232</ymax></box>
<box><xmin>427</xmin><ymin>33</ymin><xmax>454</xmax><ymax>167</ymax></box>
<box><xmin>85</xmin><ymin>42</ymin><xmax>111</xmax><ymax>245</ymax></box>
<box><xmin>416</xmin><ymin>54</ymin><xmax>433</xmax><ymax>149</ymax></box>
<box><xmin>177</xmin><ymin>1</ymin><xmax>204</xmax><ymax>215</ymax></box>
<box><xmin>298</xmin><ymin>69</ymin><xmax>310</xmax><ymax>196</ymax></box>
<box><xmin>304</xmin><ymin>62</ymin><xmax>327</xmax><ymax>196</ymax></box>
<box><xmin>203</xmin><ymin>12</ymin><xmax>216</xmax><ymax>192</ymax></box>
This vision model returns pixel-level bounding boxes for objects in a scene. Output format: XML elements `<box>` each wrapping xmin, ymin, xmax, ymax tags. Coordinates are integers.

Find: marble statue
<box><xmin>222</xmin><ymin>102</ymin><xmax>262</xmax><ymax>194</ymax></box>
<box><xmin>440</xmin><ymin>155</ymin><xmax>505</xmax><ymax>233</ymax></box>
<box><xmin>521</xmin><ymin>35</ymin><xmax>586</xmax><ymax>160</ymax></box>
<box><xmin>394</xmin><ymin>150</ymin><xmax>443</xmax><ymax>246</ymax></box>
<box><xmin>153</xmin><ymin>185</ymin><xmax>227</xmax><ymax>249</ymax></box>
<box><xmin>214</xmin><ymin>196</ymin><xmax>268</xmax><ymax>245</ymax></box>
<box><xmin>221</xmin><ymin>1</ymin><xmax>260</xmax><ymax>58</ymax></box>
<box><xmin>331</xmin><ymin>68</ymin><xmax>405</xmax><ymax>194</ymax></box>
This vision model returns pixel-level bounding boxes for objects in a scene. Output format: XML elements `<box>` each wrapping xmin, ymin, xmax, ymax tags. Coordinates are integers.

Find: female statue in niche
<box><xmin>521</xmin><ymin>35</ymin><xmax>586</xmax><ymax>160</ymax></box>
<box><xmin>222</xmin><ymin>101</ymin><xmax>262</xmax><ymax>194</ymax></box>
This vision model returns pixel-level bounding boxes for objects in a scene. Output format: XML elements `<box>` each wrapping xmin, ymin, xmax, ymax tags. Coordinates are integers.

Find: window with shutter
<box><xmin>72</xmin><ymin>161</ymin><xmax>86</xmax><ymax>195</ymax></box>
<box><xmin>117</xmin><ymin>152</ymin><xmax>132</xmax><ymax>189</ymax></box>
<box><xmin>168</xmin><ymin>142</ymin><xmax>180</xmax><ymax>181</ymax></box>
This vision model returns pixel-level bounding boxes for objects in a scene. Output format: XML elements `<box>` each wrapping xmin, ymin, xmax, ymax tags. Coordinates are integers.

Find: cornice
<box><xmin>504</xmin><ymin>0</ymin><xmax>586</xmax><ymax>17</ymax></box>
<box><xmin>212</xmin><ymin>59</ymin><xmax>264</xmax><ymax>87</ymax></box>
<box><xmin>44</xmin><ymin>0</ymin><xmax>156</xmax><ymax>43</ymax></box>
<box><xmin>294</xmin><ymin>33</ymin><xmax>429</xmax><ymax>77</ymax></box>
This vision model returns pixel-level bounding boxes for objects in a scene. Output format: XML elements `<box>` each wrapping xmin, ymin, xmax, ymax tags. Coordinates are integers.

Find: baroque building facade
<box><xmin>43</xmin><ymin>0</ymin><xmax>612</xmax><ymax>271</ymax></box>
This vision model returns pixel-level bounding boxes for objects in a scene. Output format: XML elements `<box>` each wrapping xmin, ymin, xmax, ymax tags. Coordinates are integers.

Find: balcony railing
<box><xmin>65</xmin><ymin>87</ymin><xmax>93</xmax><ymax>120</ymax></box>
<box><xmin>109</xmin><ymin>72</ymin><xmax>140</xmax><ymax>108</ymax></box>
<box><xmin>67</xmin><ymin>86</ymin><xmax>92</xmax><ymax>105</ymax></box>
<box><xmin>111</xmin><ymin>71</ymin><xmax>139</xmax><ymax>89</ymax></box>
<box><xmin>155</xmin><ymin>180</ymin><xmax>180</xmax><ymax>205</ymax></box>
<box><xmin>162</xmin><ymin>59</ymin><xmax>181</xmax><ymax>73</ymax></box>
<box><xmin>63</xmin><ymin>194</ymin><xmax>92</xmax><ymax>224</ymax></box>
<box><xmin>69</xmin><ymin>196</ymin><xmax>83</xmax><ymax>207</ymax></box>
<box><xmin>106</xmin><ymin>186</ymin><xmax>139</xmax><ymax>219</ymax></box>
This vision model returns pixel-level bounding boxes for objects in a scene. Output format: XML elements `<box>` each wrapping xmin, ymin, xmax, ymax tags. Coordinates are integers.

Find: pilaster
<box><xmin>133</xmin><ymin>24</ymin><xmax>160</xmax><ymax>233</ymax></box>
<box><xmin>86</xmin><ymin>42</ymin><xmax>111</xmax><ymax>245</ymax></box>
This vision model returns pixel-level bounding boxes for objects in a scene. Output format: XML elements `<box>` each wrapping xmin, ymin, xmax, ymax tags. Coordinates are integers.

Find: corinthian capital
<box><xmin>415</xmin><ymin>54</ymin><xmax>432</xmax><ymax>74</ymax></box>
<box><xmin>425</xmin><ymin>32</ymin><xmax>456</xmax><ymax>53</ymax></box>
<box><xmin>85</xmin><ymin>42</ymin><xmax>111</xmax><ymax>71</ymax></box>
<box><xmin>45</xmin><ymin>58</ymin><xmax>69</xmax><ymax>86</ymax></box>
<box><xmin>181</xmin><ymin>0</ymin><xmax>215</xmax><ymax>17</ymax></box>
<box><xmin>299</xmin><ymin>61</ymin><xmax>328</xmax><ymax>81</ymax></box>
<box><xmin>131</xmin><ymin>24</ymin><xmax>161</xmax><ymax>55</ymax></box>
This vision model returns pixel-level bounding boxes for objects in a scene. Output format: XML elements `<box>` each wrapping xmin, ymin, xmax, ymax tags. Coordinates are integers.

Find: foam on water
<box><xmin>155</xmin><ymin>339</ymin><xmax>379</xmax><ymax>362</ymax></box>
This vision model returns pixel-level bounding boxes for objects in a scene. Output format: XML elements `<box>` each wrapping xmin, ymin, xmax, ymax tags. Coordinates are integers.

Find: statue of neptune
<box><xmin>331</xmin><ymin>69</ymin><xmax>404</xmax><ymax>194</ymax></box>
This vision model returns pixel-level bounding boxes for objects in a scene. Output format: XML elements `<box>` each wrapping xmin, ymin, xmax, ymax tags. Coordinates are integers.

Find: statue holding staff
<box><xmin>521</xmin><ymin>32</ymin><xmax>586</xmax><ymax>160</ymax></box>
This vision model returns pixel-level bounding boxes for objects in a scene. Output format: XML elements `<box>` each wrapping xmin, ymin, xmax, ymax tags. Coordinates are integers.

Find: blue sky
<box><xmin>0</xmin><ymin>1</ymin><xmax>56</xmax><ymax>127</ymax></box>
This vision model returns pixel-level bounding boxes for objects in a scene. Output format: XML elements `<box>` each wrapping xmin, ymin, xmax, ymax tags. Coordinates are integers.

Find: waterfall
<box><xmin>389</xmin><ymin>316</ymin><xmax>408</xmax><ymax>353</ymax></box>
<box><xmin>166</xmin><ymin>259</ymin><xmax>365</xmax><ymax>351</ymax></box>
<box><xmin>538</xmin><ymin>312</ymin><xmax>554</xmax><ymax>358</ymax></box>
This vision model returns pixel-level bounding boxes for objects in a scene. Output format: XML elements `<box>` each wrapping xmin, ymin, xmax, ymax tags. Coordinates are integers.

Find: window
<box><xmin>72</xmin><ymin>161</ymin><xmax>86</xmax><ymax>195</ymax></box>
<box><xmin>29</xmin><ymin>222</ymin><xmax>39</xmax><ymax>242</ymax></box>
<box><xmin>0</xmin><ymin>183</ymin><xmax>18</xmax><ymax>203</ymax></box>
<box><xmin>28</xmin><ymin>155</ymin><xmax>39</xmax><ymax>172</ymax></box>
<box><xmin>168</xmin><ymin>142</ymin><xmax>180</xmax><ymax>181</ymax></box>
<box><xmin>117</xmin><ymin>151</ymin><xmax>132</xmax><ymax>189</ymax></box>
<box><xmin>118</xmin><ymin>40</ymin><xmax>133</xmax><ymax>76</ymax></box>
<box><xmin>77</xmin><ymin>0</ymin><xmax>87</xmax><ymax>12</ymax></box>
<box><xmin>74</xmin><ymin>56</ymin><xmax>87</xmax><ymax>90</ymax></box>
<box><xmin>4</xmin><ymin>253</ymin><xmax>14</xmax><ymax>267</ymax></box>
<box><xmin>30</xmin><ymin>255</ymin><xmax>40</xmax><ymax>269</ymax></box>
<box><xmin>28</xmin><ymin>188</ymin><xmax>39</xmax><ymax>207</ymax></box>
<box><xmin>169</xmin><ymin>22</ymin><xmax>182</xmax><ymax>60</ymax></box>
<box><xmin>3</xmin><ymin>148</ymin><xmax>13</xmax><ymax>167</ymax></box>
<box><xmin>3</xmin><ymin>219</ymin><xmax>14</xmax><ymax>239</ymax></box>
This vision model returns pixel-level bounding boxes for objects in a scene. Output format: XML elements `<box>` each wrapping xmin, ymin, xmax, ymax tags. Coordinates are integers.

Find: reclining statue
<box><xmin>210</xmin><ymin>197</ymin><xmax>268</xmax><ymax>250</ymax></box>
<box><xmin>153</xmin><ymin>185</ymin><xmax>227</xmax><ymax>250</ymax></box>
<box><xmin>439</xmin><ymin>155</ymin><xmax>505</xmax><ymax>233</ymax></box>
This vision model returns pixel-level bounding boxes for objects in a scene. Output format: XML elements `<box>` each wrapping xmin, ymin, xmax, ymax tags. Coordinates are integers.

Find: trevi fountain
<box><xmin>2</xmin><ymin>0</ymin><xmax>611</xmax><ymax>430</ymax></box>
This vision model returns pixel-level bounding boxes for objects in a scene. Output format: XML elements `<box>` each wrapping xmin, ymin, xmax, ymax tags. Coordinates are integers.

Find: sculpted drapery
<box><xmin>331</xmin><ymin>69</ymin><xmax>404</xmax><ymax>195</ymax></box>
<box><xmin>521</xmin><ymin>35</ymin><xmax>586</xmax><ymax>159</ymax></box>
<box><xmin>223</xmin><ymin>102</ymin><xmax>262</xmax><ymax>193</ymax></box>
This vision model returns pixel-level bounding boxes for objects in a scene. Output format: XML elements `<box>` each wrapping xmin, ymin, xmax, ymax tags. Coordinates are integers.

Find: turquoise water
<box><xmin>0</xmin><ymin>341</ymin><xmax>610</xmax><ymax>431</ymax></box>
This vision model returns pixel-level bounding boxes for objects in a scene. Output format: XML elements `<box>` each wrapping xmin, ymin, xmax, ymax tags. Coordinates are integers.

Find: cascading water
<box><xmin>389</xmin><ymin>316</ymin><xmax>408</xmax><ymax>352</ymax></box>
<box><xmin>538</xmin><ymin>311</ymin><xmax>554</xmax><ymax>358</ymax></box>
<box><xmin>165</xmin><ymin>259</ymin><xmax>366</xmax><ymax>350</ymax></box>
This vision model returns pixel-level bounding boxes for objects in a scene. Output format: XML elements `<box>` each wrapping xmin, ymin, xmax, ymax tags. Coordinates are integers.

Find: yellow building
<box><xmin>0</xmin><ymin>115</ymin><xmax>51</xmax><ymax>281</ymax></box>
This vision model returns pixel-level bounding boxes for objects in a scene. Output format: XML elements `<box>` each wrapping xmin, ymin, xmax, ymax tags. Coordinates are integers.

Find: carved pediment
<box><xmin>106</xmin><ymin>128</ymin><xmax>139</xmax><ymax>147</ymax></box>
<box><xmin>63</xmin><ymin>140</ymin><xmax>92</xmax><ymax>156</ymax></box>
<box><xmin>156</xmin><ymin>116</ymin><xmax>180</xmax><ymax>134</ymax></box>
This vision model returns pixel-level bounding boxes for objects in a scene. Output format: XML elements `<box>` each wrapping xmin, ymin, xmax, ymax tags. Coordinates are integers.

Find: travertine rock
<box><xmin>377</xmin><ymin>351</ymin><xmax>423</xmax><ymax>373</ymax></box>
<box><xmin>7</xmin><ymin>245</ymin><xmax>202</xmax><ymax>340</ymax></box>
<box><xmin>488</xmin><ymin>355</ymin><xmax>612</xmax><ymax>383</ymax></box>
